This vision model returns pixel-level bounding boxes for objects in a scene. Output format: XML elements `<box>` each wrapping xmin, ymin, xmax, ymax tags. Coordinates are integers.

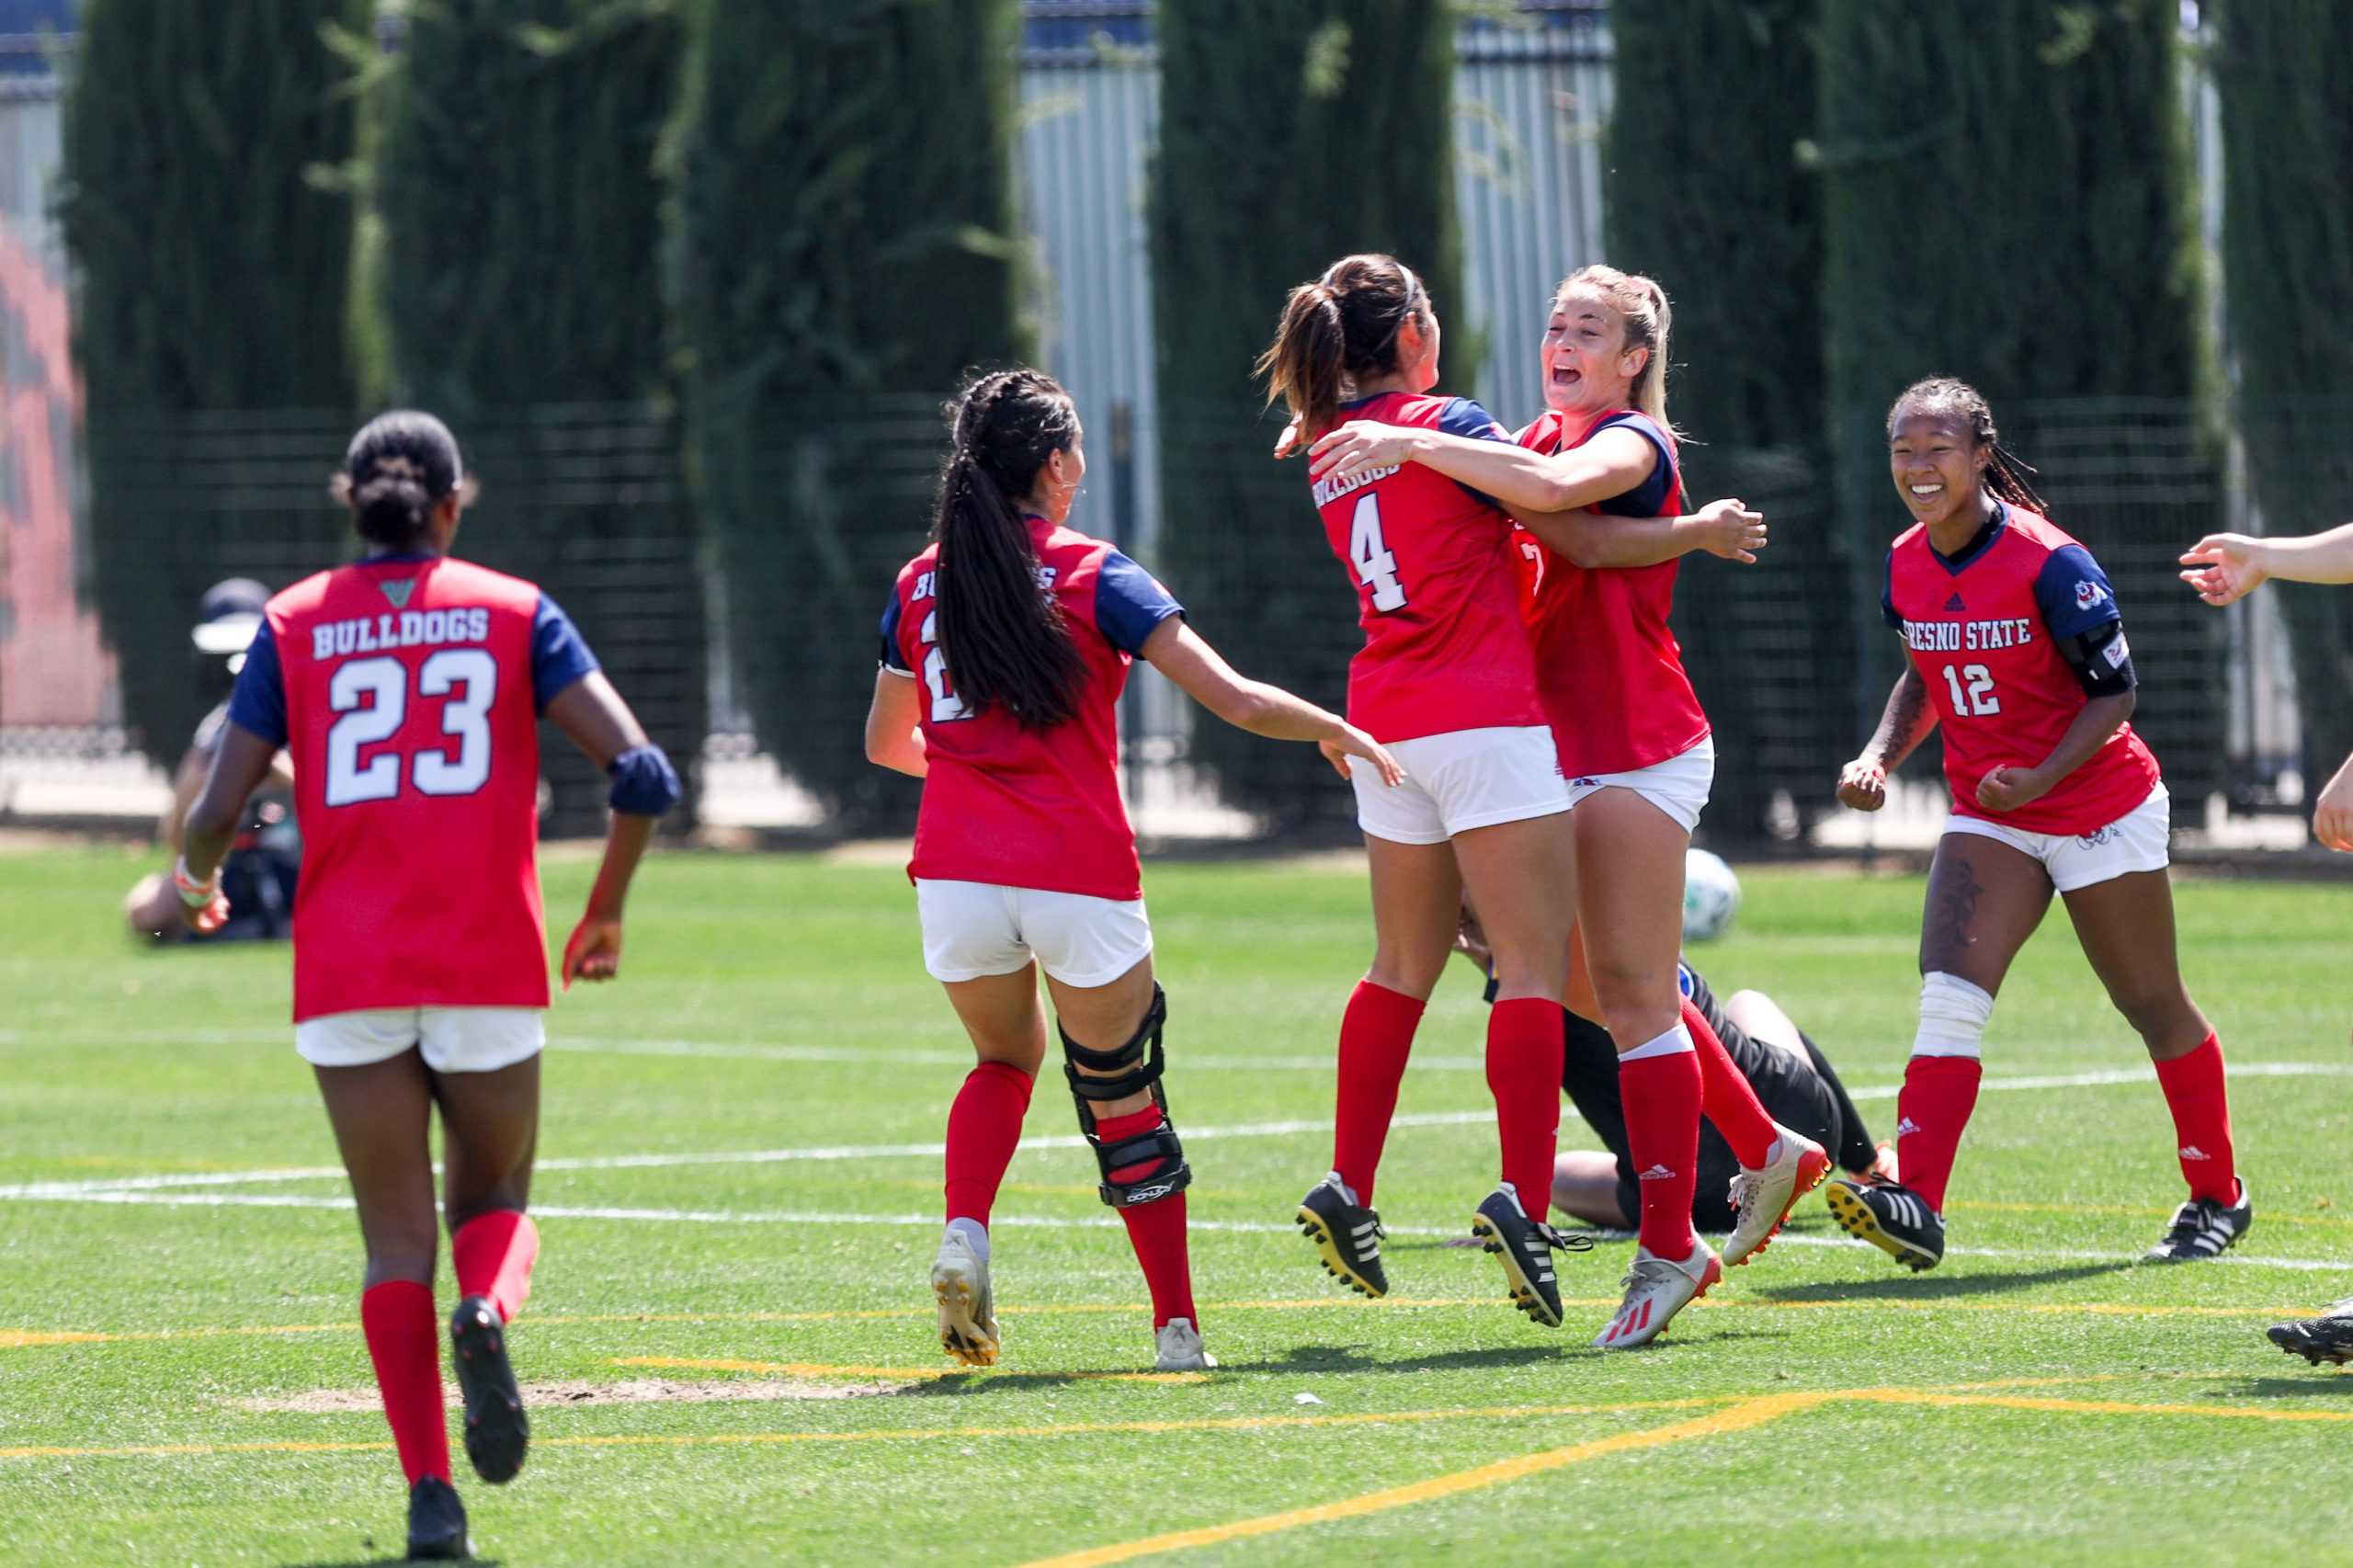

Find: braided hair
<box><xmin>1256</xmin><ymin>253</ymin><xmax>1430</xmax><ymax>445</ymax></box>
<box><xmin>1887</xmin><ymin>377</ymin><xmax>2051</xmax><ymax>515</ymax></box>
<box><xmin>331</xmin><ymin>410</ymin><xmax>471</xmax><ymax>551</ymax></box>
<box><xmin>931</xmin><ymin>369</ymin><xmax>1088</xmax><ymax>731</ymax></box>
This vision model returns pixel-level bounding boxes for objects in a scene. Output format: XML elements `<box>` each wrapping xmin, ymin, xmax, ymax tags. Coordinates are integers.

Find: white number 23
<box><xmin>324</xmin><ymin>650</ymin><xmax>498</xmax><ymax>806</ymax></box>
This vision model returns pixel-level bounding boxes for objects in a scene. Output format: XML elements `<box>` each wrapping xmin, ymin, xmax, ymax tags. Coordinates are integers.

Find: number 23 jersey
<box><xmin>227</xmin><ymin>555</ymin><xmax>601</xmax><ymax>1020</ymax></box>
<box><xmin>1883</xmin><ymin>505</ymin><xmax>2158</xmax><ymax>835</ymax></box>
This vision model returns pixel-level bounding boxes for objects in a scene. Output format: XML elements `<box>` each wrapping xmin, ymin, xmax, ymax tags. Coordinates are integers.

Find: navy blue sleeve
<box><xmin>2033</xmin><ymin>544</ymin><xmax>2125</xmax><ymax>642</ymax></box>
<box><xmin>1093</xmin><ymin>550</ymin><xmax>1186</xmax><ymax>656</ymax></box>
<box><xmin>1881</xmin><ymin>553</ymin><xmax>1903</xmax><ymax>631</ymax></box>
<box><xmin>879</xmin><ymin>590</ymin><xmax>914</xmax><ymax>674</ymax></box>
<box><xmin>1590</xmin><ymin>412</ymin><xmax>1677</xmax><ymax>518</ymax></box>
<box><xmin>531</xmin><ymin>593</ymin><xmax>602</xmax><ymax>714</ymax></box>
<box><xmin>223</xmin><ymin>619</ymin><xmax>288</xmax><ymax>748</ymax></box>
<box><xmin>1436</xmin><ymin>397</ymin><xmax>1517</xmax><ymax>509</ymax></box>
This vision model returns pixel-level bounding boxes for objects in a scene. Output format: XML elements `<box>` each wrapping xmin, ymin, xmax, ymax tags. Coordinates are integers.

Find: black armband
<box><xmin>2058</xmin><ymin>619</ymin><xmax>2136</xmax><ymax>699</ymax></box>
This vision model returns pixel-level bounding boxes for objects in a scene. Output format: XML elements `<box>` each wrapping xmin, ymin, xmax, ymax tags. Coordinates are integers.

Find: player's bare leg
<box><xmin>1551</xmin><ymin>1149</ymin><xmax>1636</xmax><ymax>1231</ymax></box>
<box><xmin>433</xmin><ymin>1054</ymin><xmax>540</xmax><ymax>1483</ymax></box>
<box><xmin>1829</xmin><ymin>835</ymin><xmax>2050</xmax><ymax>1271</ymax></box>
<box><xmin>936</xmin><ymin>967</ymin><xmax>1052</xmax><ymax>1366</ymax></box>
<box><xmin>2063</xmin><ymin>869</ymin><xmax>2248</xmax><ymax>1259</ymax></box>
<box><xmin>1454</xmin><ymin>811</ymin><xmax>1587</xmax><ymax>1326</ymax></box>
<box><xmin>315</xmin><ymin>1051</ymin><xmax>472</xmax><ymax>1560</ymax></box>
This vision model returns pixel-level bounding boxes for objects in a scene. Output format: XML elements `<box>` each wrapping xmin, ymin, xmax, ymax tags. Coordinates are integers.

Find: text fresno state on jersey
<box><xmin>1514</xmin><ymin>408</ymin><xmax>1708</xmax><ymax>777</ymax></box>
<box><xmin>226</xmin><ymin>556</ymin><xmax>602</xmax><ymax>1020</ymax></box>
<box><xmin>1308</xmin><ymin>392</ymin><xmax>1546</xmax><ymax>742</ymax></box>
<box><xmin>880</xmin><ymin>518</ymin><xmax>1183</xmax><ymax>902</ymax></box>
<box><xmin>1883</xmin><ymin>504</ymin><xmax>2159</xmax><ymax>835</ymax></box>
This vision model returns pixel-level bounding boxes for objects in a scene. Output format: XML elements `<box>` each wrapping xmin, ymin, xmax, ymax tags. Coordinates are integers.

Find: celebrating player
<box><xmin>1307</xmin><ymin>265</ymin><xmax>1826</xmax><ymax>1349</ymax></box>
<box><xmin>176</xmin><ymin>412</ymin><xmax>678</xmax><ymax>1561</ymax></box>
<box><xmin>1829</xmin><ymin>377</ymin><xmax>2244</xmax><ymax>1272</ymax></box>
<box><xmin>1256</xmin><ymin>253</ymin><xmax>1595</xmax><ymax>1330</ymax></box>
<box><xmin>866</xmin><ymin>368</ymin><xmax>1399</xmax><ymax>1374</ymax></box>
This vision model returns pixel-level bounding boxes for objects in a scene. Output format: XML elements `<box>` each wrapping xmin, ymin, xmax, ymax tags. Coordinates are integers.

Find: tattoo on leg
<box><xmin>1925</xmin><ymin>856</ymin><xmax>1983</xmax><ymax>964</ymax></box>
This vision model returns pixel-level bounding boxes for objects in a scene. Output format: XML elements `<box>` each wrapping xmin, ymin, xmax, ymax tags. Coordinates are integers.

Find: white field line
<box><xmin>6</xmin><ymin>1186</ymin><xmax>2347</xmax><ymax>1274</ymax></box>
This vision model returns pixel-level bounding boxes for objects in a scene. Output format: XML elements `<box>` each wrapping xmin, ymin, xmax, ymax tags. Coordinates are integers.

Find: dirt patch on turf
<box><xmin>236</xmin><ymin>1376</ymin><xmax>911</xmax><ymax>1415</ymax></box>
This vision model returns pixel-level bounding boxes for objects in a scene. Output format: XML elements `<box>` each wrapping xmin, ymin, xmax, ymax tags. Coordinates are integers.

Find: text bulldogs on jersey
<box><xmin>310</xmin><ymin>607</ymin><xmax>494</xmax><ymax>662</ymax></box>
<box><xmin>1898</xmin><ymin>616</ymin><xmax>2035</xmax><ymax>653</ymax></box>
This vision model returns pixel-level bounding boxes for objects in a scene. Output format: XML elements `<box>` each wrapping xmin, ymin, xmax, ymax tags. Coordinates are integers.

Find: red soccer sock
<box><xmin>943</xmin><ymin>1061</ymin><xmax>1035</xmax><ymax>1227</ymax></box>
<box><xmin>2153</xmin><ymin>1033</ymin><xmax>2238</xmax><ymax>1206</ymax></box>
<box><xmin>1895</xmin><ymin>1056</ymin><xmax>1983</xmax><ymax>1214</ymax></box>
<box><xmin>360</xmin><ymin>1280</ymin><xmax>450</xmax><ymax>1486</ymax></box>
<box><xmin>1686</xmin><ymin>996</ymin><xmax>1777</xmax><ymax>1168</ymax></box>
<box><xmin>1485</xmin><ymin>997</ymin><xmax>1566</xmax><ymax>1221</ymax></box>
<box><xmin>1618</xmin><ymin>1043</ymin><xmax>1702</xmax><ymax>1259</ymax></box>
<box><xmin>1097</xmin><ymin>1105</ymin><xmax>1195</xmax><ymax>1328</ymax></box>
<box><xmin>451</xmin><ymin>1210</ymin><xmax>540</xmax><ymax>1325</ymax></box>
<box><xmin>1332</xmin><ymin>980</ymin><xmax>1426</xmax><ymax>1205</ymax></box>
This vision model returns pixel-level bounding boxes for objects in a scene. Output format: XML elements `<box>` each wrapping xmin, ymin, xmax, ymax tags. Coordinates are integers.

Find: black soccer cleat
<box><xmin>2145</xmin><ymin>1185</ymin><xmax>2252</xmax><ymax>1263</ymax></box>
<box><xmin>1824</xmin><ymin>1176</ymin><xmax>1945</xmax><ymax>1272</ymax></box>
<box><xmin>1298</xmin><ymin>1173</ymin><xmax>1388</xmax><ymax>1297</ymax></box>
<box><xmin>2268</xmin><ymin>1299</ymin><xmax>2353</xmax><ymax>1366</ymax></box>
<box><xmin>1470</xmin><ymin>1186</ymin><xmax>1593</xmax><ymax>1329</ymax></box>
<box><xmin>449</xmin><ymin>1295</ymin><xmax>529</xmax><ymax>1485</ymax></box>
<box><xmin>404</xmin><ymin>1475</ymin><xmax>473</xmax><ymax>1561</ymax></box>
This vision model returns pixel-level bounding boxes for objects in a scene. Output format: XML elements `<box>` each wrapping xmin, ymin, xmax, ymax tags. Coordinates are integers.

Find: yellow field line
<box><xmin>1852</xmin><ymin>1390</ymin><xmax>2353</xmax><ymax>1424</ymax></box>
<box><xmin>614</xmin><ymin>1355</ymin><xmax>1209</xmax><ymax>1386</ymax></box>
<box><xmin>1017</xmin><ymin>1395</ymin><xmax>1824</xmax><ymax>1568</ymax></box>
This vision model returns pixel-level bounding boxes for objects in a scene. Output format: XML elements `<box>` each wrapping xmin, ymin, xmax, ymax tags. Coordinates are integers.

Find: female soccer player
<box><xmin>1307</xmin><ymin>266</ymin><xmax>1824</xmax><ymax>1348</ymax></box>
<box><xmin>1253</xmin><ymin>253</ymin><xmax>1598</xmax><ymax>1330</ymax></box>
<box><xmin>865</xmin><ymin>368</ymin><xmax>1400</xmax><ymax>1374</ymax></box>
<box><xmin>1828</xmin><ymin>377</ymin><xmax>2244</xmax><ymax>1272</ymax></box>
<box><xmin>176</xmin><ymin>411</ymin><xmax>677</xmax><ymax>1561</ymax></box>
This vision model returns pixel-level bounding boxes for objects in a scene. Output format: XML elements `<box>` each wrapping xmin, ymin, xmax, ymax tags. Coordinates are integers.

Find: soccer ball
<box><xmin>1683</xmin><ymin>848</ymin><xmax>1741</xmax><ymax>942</ymax></box>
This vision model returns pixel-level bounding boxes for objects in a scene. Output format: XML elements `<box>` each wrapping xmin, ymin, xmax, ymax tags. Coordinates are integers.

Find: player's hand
<box><xmin>1974</xmin><ymin>763</ymin><xmax>2049</xmax><ymax>813</ymax></box>
<box><xmin>1320</xmin><ymin>724</ymin><xmax>1406</xmax><ymax>786</ymax></box>
<box><xmin>2178</xmin><ymin>533</ymin><xmax>2268</xmax><ymax>606</ymax></box>
<box><xmin>1453</xmin><ymin>903</ymin><xmax>1494</xmax><ymax>971</ymax></box>
<box><xmin>1272</xmin><ymin>415</ymin><xmax>1307</xmax><ymax>460</ymax></box>
<box><xmin>2314</xmin><ymin>752</ymin><xmax>2353</xmax><ymax>852</ymax></box>
<box><xmin>1688</xmin><ymin>497</ymin><xmax>1767</xmax><ymax>564</ymax></box>
<box><xmin>176</xmin><ymin>887</ymin><xmax>231</xmax><ymax>936</ymax></box>
<box><xmin>1836</xmin><ymin>756</ymin><xmax>1887</xmax><ymax>812</ymax></box>
<box><xmin>1306</xmin><ymin>422</ymin><xmax>1421</xmax><ymax>485</ymax></box>
<box><xmin>562</xmin><ymin>915</ymin><xmax>624</xmax><ymax>990</ymax></box>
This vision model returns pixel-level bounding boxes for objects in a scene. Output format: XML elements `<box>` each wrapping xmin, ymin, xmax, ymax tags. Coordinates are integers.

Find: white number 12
<box><xmin>1941</xmin><ymin>663</ymin><xmax>2000</xmax><ymax>716</ymax></box>
<box><xmin>1348</xmin><ymin>493</ymin><xmax>1409</xmax><ymax>612</ymax></box>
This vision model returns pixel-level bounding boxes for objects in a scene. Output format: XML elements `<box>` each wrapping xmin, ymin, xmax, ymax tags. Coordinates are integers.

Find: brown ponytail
<box><xmin>1256</xmin><ymin>254</ymin><xmax>1428</xmax><ymax>447</ymax></box>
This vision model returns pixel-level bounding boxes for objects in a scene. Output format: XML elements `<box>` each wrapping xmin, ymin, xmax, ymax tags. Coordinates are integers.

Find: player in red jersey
<box><xmin>866</xmin><ymin>368</ymin><xmax>1399</xmax><ymax>1373</ymax></box>
<box><xmin>176</xmin><ymin>412</ymin><xmax>677</xmax><ymax>1561</ymax></box>
<box><xmin>1254</xmin><ymin>253</ymin><xmax>1601</xmax><ymax>1331</ymax></box>
<box><xmin>1828</xmin><ymin>377</ymin><xmax>2244</xmax><ymax>1272</ymax></box>
<box><xmin>1309</xmin><ymin>266</ymin><xmax>1823</xmax><ymax>1348</ymax></box>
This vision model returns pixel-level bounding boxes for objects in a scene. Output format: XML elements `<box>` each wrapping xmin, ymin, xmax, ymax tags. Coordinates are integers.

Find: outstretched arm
<box><xmin>1516</xmin><ymin>496</ymin><xmax>1767</xmax><ymax>570</ymax></box>
<box><xmin>1836</xmin><ymin>668</ymin><xmax>1938</xmax><ymax>811</ymax></box>
<box><xmin>1140</xmin><ymin>618</ymin><xmax>1404</xmax><ymax>785</ymax></box>
<box><xmin>1308</xmin><ymin>422</ymin><xmax>1657</xmax><ymax>517</ymax></box>
<box><xmin>2181</xmin><ymin>524</ymin><xmax>2353</xmax><ymax>604</ymax></box>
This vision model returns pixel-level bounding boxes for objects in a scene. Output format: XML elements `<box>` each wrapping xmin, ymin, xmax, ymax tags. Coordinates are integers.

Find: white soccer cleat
<box><xmin>1722</xmin><ymin>1125</ymin><xmax>1833</xmax><ymax>1267</ymax></box>
<box><xmin>1154</xmin><ymin>1316</ymin><xmax>1217</xmax><ymax>1371</ymax></box>
<box><xmin>931</xmin><ymin>1227</ymin><xmax>999</xmax><ymax>1367</ymax></box>
<box><xmin>1593</xmin><ymin>1238</ymin><xmax>1721</xmax><ymax>1350</ymax></box>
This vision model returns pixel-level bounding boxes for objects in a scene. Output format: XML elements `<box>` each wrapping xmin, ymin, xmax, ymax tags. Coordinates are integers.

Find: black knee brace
<box><xmin>1062</xmin><ymin>984</ymin><xmax>1190</xmax><ymax>1208</ymax></box>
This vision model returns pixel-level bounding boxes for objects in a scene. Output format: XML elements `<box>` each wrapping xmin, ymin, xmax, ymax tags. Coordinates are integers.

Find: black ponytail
<box><xmin>931</xmin><ymin>369</ymin><xmax>1087</xmax><ymax>731</ymax></box>
<box><xmin>333</xmin><ymin>409</ymin><xmax>469</xmax><ymax>551</ymax></box>
<box><xmin>1888</xmin><ymin>377</ymin><xmax>2052</xmax><ymax>516</ymax></box>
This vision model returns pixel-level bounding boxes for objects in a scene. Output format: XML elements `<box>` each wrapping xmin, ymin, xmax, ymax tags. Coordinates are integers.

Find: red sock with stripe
<box><xmin>1684</xmin><ymin>995</ymin><xmax>1777</xmax><ymax>1167</ymax></box>
<box><xmin>1894</xmin><ymin>1056</ymin><xmax>1982</xmax><ymax>1214</ymax></box>
<box><xmin>1617</xmin><ymin>1032</ymin><xmax>1702</xmax><ymax>1258</ymax></box>
<box><xmin>2153</xmin><ymin>1033</ymin><xmax>2238</xmax><ymax>1205</ymax></box>
<box><xmin>1097</xmin><ymin>1104</ymin><xmax>1196</xmax><ymax>1328</ymax></box>
<box><xmin>1485</xmin><ymin>997</ymin><xmax>1566</xmax><ymax>1221</ymax></box>
<box><xmin>451</xmin><ymin>1210</ymin><xmax>540</xmax><ymax>1325</ymax></box>
<box><xmin>943</xmin><ymin>1062</ymin><xmax>1035</xmax><ymax>1227</ymax></box>
<box><xmin>360</xmin><ymin>1280</ymin><xmax>449</xmax><ymax>1486</ymax></box>
<box><xmin>1331</xmin><ymin>981</ymin><xmax>1425</xmax><ymax>1205</ymax></box>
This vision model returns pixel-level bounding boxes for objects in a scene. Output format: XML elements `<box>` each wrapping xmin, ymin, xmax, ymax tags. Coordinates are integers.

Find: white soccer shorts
<box><xmin>1563</xmin><ymin>734</ymin><xmax>1716</xmax><ymax>835</ymax></box>
<box><xmin>295</xmin><ymin>1007</ymin><xmax>546</xmax><ymax>1073</ymax></box>
<box><xmin>1941</xmin><ymin>784</ymin><xmax>2170</xmax><ymax>893</ymax></box>
<box><xmin>915</xmin><ymin>879</ymin><xmax>1154</xmax><ymax>989</ymax></box>
<box><xmin>1345</xmin><ymin>724</ymin><xmax>1571</xmax><ymax>846</ymax></box>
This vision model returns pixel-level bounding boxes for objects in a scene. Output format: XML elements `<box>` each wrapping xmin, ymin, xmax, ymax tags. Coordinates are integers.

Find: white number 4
<box><xmin>1941</xmin><ymin>663</ymin><xmax>2000</xmax><ymax>716</ymax></box>
<box><xmin>1348</xmin><ymin>493</ymin><xmax>1408</xmax><ymax>612</ymax></box>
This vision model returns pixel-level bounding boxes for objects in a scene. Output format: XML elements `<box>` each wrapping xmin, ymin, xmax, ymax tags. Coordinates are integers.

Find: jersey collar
<box><xmin>1927</xmin><ymin>501</ymin><xmax>2007</xmax><ymax>575</ymax></box>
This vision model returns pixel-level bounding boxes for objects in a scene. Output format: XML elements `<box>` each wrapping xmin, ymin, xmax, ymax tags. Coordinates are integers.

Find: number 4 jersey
<box><xmin>1883</xmin><ymin>504</ymin><xmax>2158</xmax><ymax>835</ymax></box>
<box><xmin>227</xmin><ymin>554</ymin><xmax>601</xmax><ymax>1020</ymax></box>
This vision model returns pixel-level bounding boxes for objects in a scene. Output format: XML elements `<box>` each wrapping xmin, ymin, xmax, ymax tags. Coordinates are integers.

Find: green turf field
<box><xmin>6</xmin><ymin>844</ymin><xmax>2353</xmax><ymax>1566</ymax></box>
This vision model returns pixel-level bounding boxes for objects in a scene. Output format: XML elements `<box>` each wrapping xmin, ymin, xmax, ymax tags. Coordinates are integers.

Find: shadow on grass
<box><xmin>281</xmin><ymin>1558</ymin><xmax>504</xmax><ymax>1567</ymax></box>
<box><xmin>1741</xmin><ymin>1259</ymin><xmax>2133</xmax><ymax>1303</ymax></box>
<box><xmin>2223</xmin><ymin>1372</ymin><xmax>2353</xmax><ymax>1399</ymax></box>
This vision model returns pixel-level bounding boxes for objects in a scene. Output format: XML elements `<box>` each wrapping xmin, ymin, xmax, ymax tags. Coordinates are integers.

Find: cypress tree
<box><xmin>1152</xmin><ymin>0</ymin><xmax>1462</xmax><ymax>823</ymax></box>
<box><xmin>1606</xmin><ymin>0</ymin><xmax>1839</xmax><ymax>840</ymax></box>
<box><xmin>60</xmin><ymin>0</ymin><xmax>368</xmax><ymax>767</ymax></box>
<box><xmin>376</xmin><ymin>0</ymin><xmax>698</xmax><ymax>832</ymax></box>
<box><xmin>672</xmin><ymin>0</ymin><xmax>1023</xmax><ymax>833</ymax></box>
<box><xmin>1817</xmin><ymin>0</ymin><xmax>2222</xmax><ymax>802</ymax></box>
<box><xmin>2213</xmin><ymin>0</ymin><xmax>2353</xmax><ymax>782</ymax></box>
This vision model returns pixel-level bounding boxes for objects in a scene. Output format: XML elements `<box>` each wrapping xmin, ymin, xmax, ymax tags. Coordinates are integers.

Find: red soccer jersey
<box><xmin>1514</xmin><ymin>408</ymin><xmax>1709</xmax><ymax>777</ymax></box>
<box><xmin>240</xmin><ymin>557</ymin><xmax>566</xmax><ymax>1021</ymax></box>
<box><xmin>1309</xmin><ymin>392</ymin><xmax>1546</xmax><ymax>743</ymax></box>
<box><xmin>1883</xmin><ymin>505</ymin><xmax>2160</xmax><ymax>835</ymax></box>
<box><xmin>881</xmin><ymin>518</ymin><xmax>1183</xmax><ymax>903</ymax></box>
